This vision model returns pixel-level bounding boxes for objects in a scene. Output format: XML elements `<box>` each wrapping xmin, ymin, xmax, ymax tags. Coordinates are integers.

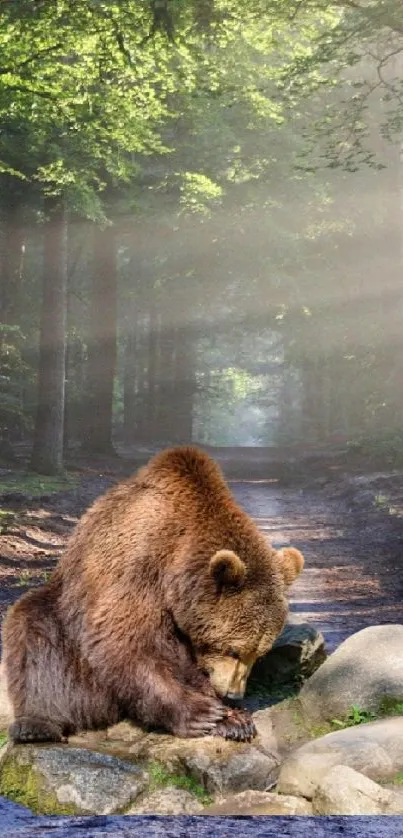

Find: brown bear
<box><xmin>2</xmin><ymin>446</ymin><xmax>304</xmax><ymax>744</ymax></box>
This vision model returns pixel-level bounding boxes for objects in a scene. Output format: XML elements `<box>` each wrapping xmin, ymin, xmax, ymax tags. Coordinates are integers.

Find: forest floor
<box><xmin>0</xmin><ymin>446</ymin><xmax>403</xmax><ymax>655</ymax></box>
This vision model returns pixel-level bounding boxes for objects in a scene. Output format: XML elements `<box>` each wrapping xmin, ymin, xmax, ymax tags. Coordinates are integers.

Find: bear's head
<box><xmin>166</xmin><ymin>545</ymin><xmax>304</xmax><ymax>701</ymax></box>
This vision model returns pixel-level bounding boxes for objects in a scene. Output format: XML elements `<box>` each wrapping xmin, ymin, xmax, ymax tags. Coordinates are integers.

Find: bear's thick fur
<box><xmin>2</xmin><ymin>446</ymin><xmax>304</xmax><ymax>743</ymax></box>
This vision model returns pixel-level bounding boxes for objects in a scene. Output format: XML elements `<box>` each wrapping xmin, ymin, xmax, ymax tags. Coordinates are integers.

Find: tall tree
<box><xmin>31</xmin><ymin>198</ymin><xmax>67</xmax><ymax>474</ymax></box>
<box><xmin>84</xmin><ymin>223</ymin><xmax>118</xmax><ymax>455</ymax></box>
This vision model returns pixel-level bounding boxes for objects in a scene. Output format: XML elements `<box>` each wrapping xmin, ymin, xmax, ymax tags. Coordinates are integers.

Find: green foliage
<box><xmin>1</xmin><ymin>0</ymin><xmax>402</xmax><ymax>457</ymax></box>
<box><xmin>331</xmin><ymin>705</ymin><xmax>377</xmax><ymax>729</ymax></box>
<box><xmin>179</xmin><ymin>172</ymin><xmax>223</xmax><ymax>216</ymax></box>
<box><xmin>331</xmin><ymin>698</ymin><xmax>403</xmax><ymax>732</ymax></box>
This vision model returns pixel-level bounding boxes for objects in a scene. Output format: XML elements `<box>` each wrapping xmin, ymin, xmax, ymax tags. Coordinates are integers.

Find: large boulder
<box><xmin>299</xmin><ymin>625</ymin><xmax>403</xmax><ymax>722</ymax></box>
<box><xmin>312</xmin><ymin>765</ymin><xmax>403</xmax><ymax>816</ymax></box>
<box><xmin>277</xmin><ymin>717</ymin><xmax>403</xmax><ymax>798</ymax></box>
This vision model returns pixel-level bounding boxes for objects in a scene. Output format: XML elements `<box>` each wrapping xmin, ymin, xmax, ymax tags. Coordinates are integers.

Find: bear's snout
<box><xmin>198</xmin><ymin>652</ymin><xmax>255</xmax><ymax>700</ymax></box>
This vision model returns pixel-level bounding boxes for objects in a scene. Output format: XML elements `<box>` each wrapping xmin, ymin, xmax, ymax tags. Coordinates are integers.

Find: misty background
<box><xmin>1</xmin><ymin>2</ymin><xmax>403</xmax><ymax>473</ymax></box>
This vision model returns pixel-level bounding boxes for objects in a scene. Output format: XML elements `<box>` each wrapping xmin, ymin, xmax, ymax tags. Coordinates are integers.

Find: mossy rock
<box><xmin>0</xmin><ymin>749</ymin><xmax>77</xmax><ymax>815</ymax></box>
<box><xmin>0</xmin><ymin>745</ymin><xmax>147</xmax><ymax>816</ymax></box>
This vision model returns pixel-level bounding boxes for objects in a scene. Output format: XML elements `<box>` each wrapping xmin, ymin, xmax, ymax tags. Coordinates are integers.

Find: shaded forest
<box><xmin>1</xmin><ymin>0</ymin><xmax>403</xmax><ymax>473</ymax></box>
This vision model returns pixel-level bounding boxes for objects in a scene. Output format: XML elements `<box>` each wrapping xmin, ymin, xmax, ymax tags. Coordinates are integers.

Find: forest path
<box><xmin>232</xmin><ymin>479</ymin><xmax>403</xmax><ymax>653</ymax></box>
<box><xmin>1</xmin><ymin>466</ymin><xmax>403</xmax><ymax>654</ymax></box>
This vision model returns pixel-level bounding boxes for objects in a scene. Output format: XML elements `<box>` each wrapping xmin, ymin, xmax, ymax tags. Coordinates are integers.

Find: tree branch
<box><xmin>1</xmin><ymin>83</ymin><xmax>55</xmax><ymax>99</ymax></box>
<box><xmin>0</xmin><ymin>43</ymin><xmax>63</xmax><ymax>76</ymax></box>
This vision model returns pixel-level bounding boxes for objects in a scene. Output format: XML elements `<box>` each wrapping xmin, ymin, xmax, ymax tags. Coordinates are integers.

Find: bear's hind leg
<box><xmin>9</xmin><ymin>715</ymin><xmax>66</xmax><ymax>744</ymax></box>
<box><xmin>2</xmin><ymin>585</ymin><xmax>119</xmax><ymax>744</ymax></box>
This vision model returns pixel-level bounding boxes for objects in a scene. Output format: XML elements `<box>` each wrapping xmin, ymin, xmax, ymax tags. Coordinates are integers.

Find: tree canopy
<box><xmin>1</xmin><ymin>0</ymin><xmax>403</xmax><ymax>467</ymax></box>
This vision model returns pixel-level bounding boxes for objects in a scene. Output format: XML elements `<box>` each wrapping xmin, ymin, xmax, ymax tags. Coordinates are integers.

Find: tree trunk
<box><xmin>146</xmin><ymin>300</ymin><xmax>158</xmax><ymax>439</ymax></box>
<box><xmin>0</xmin><ymin>183</ymin><xmax>26</xmax><ymax>327</ymax></box>
<box><xmin>153</xmin><ymin>319</ymin><xmax>176</xmax><ymax>443</ymax></box>
<box><xmin>171</xmin><ymin>324</ymin><xmax>195</xmax><ymax>443</ymax></box>
<box><xmin>84</xmin><ymin>223</ymin><xmax>117</xmax><ymax>454</ymax></box>
<box><xmin>123</xmin><ymin>327</ymin><xmax>138</xmax><ymax>445</ymax></box>
<box><xmin>30</xmin><ymin>198</ymin><xmax>67</xmax><ymax>474</ymax></box>
<box><xmin>134</xmin><ymin>314</ymin><xmax>150</xmax><ymax>444</ymax></box>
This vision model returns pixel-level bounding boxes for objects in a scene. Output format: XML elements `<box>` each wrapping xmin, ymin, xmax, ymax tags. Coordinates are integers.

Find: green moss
<box><xmin>0</xmin><ymin>754</ymin><xmax>78</xmax><ymax>815</ymax></box>
<box><xmin>147</xmin><ymin>761</ymin><xmax>212</xmax><ymax>806</ymax></box>
<box><xmin>0</xmin><ymin>472</ymin><xmax>78</xmax><ymax>497</ymax></box>
<box><xmin>0</xmin><ymin>733</ymin><xmax>7</xmax><ymax>749</ymax></box>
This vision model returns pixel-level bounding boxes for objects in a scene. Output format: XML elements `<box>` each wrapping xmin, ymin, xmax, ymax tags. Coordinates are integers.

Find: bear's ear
<box><xmin>276</xmin><ymin>547</ymin><xmax>304</xmax><ymax>587</ymax></box>
<box><xmin>209</xmin><ymin>550</ymin><xmax>246</xmax><ymax>590</ymax></box>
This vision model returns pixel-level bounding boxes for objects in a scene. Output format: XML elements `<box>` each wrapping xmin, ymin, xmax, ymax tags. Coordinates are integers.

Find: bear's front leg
<box><xmin>120</xmin><ymin>658</ymin><xmax>227</xmax><ymax>738</ymax></box>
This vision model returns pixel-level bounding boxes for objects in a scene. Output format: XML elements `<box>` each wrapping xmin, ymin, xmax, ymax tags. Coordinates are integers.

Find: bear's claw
<box><xmin>213</xmin><ymin>707</ymin><xmax>256</xmax><ymax>742</ymax></box>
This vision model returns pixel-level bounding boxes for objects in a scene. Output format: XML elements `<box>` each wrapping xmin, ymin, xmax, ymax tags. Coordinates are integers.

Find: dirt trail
<box><xmin>1</xmin><ymin>465</ymin><xmax>403</xmax><ymax>655</ymax></box>
<box><xmin>233</xmin><ymin>479</ymin><xmax>403</xmax><ymax>653</ymax></box>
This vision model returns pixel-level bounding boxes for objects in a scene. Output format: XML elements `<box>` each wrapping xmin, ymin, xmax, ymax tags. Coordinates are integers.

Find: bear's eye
<box><xmin>228</xmin><ymin>650</ymin><xmax>240</xmax><ymax>660</ymax></box>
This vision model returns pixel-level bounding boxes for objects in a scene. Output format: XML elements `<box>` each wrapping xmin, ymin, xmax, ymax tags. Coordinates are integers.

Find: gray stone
<box><xmin>204</xmin><ymin>789</ymin><xmax>313</xmax><ymax>815</ymax></box>
<box><xmin>2</xmin><ymin>745</ymin><xmax>148</xmax><ymax>815</ymax></box>
<box><xmin>127</xmin><ymin>787</ymin><xmax>204</xmax><ymax>815</ymax></box>
<box><xmin>252</xmin><ymin>619</ymin><xmax>327</xmax><ymax>687</ymax></box>
<box><xmin>312</xmin><ymin>765</ymin><xmax>403</xmax><ymax>815</ymax></box>
<box><xmin>300</xmin><ymin>625</ymin><xmax>403</xmax><ymax>722</ymax></box>
<box><xmin>277</xmin><ymin>717</ymin><xmax>403</xmax><ymax>799</ymax></box>
<box><xmin>183</xmin><ymin>745</ymin><xmax>278</xmax><ymax>795</ymax></box>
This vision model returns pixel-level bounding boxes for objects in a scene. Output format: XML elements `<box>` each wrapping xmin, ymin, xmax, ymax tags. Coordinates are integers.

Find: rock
<box><xmin>277</xmin><ymin>717</ymin><xmax>403</xmax><ymax>798</ymax></box>
<box><xmin>0</xmin><ymin>745</ymin><xmax>148</xmax><ymax>815</ymax></box>
<box><xmin>106</xmin><ymin>717</ymin><xmax>280</xmax><ymax>795</ymax></box>
<box><xmin>204</xmin><ymin>789</ymin><xmax>313</xmax><ymax>815</ymax></box>
<box><xmin>176</xmin><ymin>743</ymin><xmax>278</xmax><ymax>795</ymax></box>
<box><xmin>299</xmin><ymin>625</ymin><xmax>403</xmax><ymax>722</ymax></box>
<box><xmin>127</xmin><ymin>786</ymin><xmax>204</xmax><ymax>815</ymax></box>
<box><xmin>253</xmin><ymin>618</ymin><xmax>327</xmax><ymax>684</ymax></box>
<box><xmin>0</xmin><ymin>663</ymin><xmax>13</xmax><ymax>732</ymax></box>
<box><xmin>312</xmin><ymin>765</ymin><xmax>403</xmax><ymax>815</ymax></box>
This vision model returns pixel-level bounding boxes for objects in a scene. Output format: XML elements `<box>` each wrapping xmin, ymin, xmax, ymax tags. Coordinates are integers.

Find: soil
<box><xmin>1</xmin><ymin>449</ymin><xmax>403</xmax><ymax>656</ymax></box>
